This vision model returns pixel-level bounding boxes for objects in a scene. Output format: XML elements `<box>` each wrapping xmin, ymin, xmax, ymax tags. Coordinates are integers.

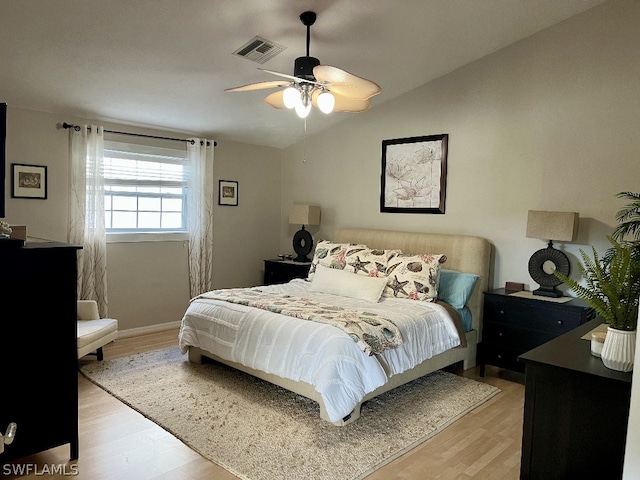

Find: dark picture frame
<box><xmin>380</xmin><ymin>134</ymin><xmax>448</xmax><ymax>214</ymax></box>
<box><xmin>11</xmin><ymin>163</ymin><xmax>47</xmax><ymax>199</ymax></box>
<box><xmin>218</xmin><ymin>180</ymin><xmax>238</xmax><ymax>206</ymax></box>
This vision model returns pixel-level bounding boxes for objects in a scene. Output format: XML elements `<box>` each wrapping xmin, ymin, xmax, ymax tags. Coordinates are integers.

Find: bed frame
<box><xmin>188</xmin><ymin>227</ymin><xmax>493</xmax><ymax>426</ymax></box>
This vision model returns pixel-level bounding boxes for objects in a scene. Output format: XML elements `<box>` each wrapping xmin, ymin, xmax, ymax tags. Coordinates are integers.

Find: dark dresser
<box><xmin>0</xmin><ymin>242</ymin><xmax>81</xmax><ymax>463</ymax></box>
<box><xmin>519</xmin><ymin>319</ymin><xmax>632</xmax><ymax>479</ymax></box>
<box><xmin>479</xmin><ymin>288</ymin><xmax>594</xmax><ymax>375</ymax></box>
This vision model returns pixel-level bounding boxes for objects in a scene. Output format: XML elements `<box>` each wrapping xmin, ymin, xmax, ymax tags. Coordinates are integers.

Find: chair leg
<box><xmin>96</xmin><ymin>347</ymin><xmax>104</xmax><ymax>361</ymax></box>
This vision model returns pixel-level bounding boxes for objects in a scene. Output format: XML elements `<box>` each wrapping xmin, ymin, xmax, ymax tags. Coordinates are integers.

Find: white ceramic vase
<box><xmin>600</xmin><ymin>327</ymin><xmax>636</xmax><ymax>372</ymax></box>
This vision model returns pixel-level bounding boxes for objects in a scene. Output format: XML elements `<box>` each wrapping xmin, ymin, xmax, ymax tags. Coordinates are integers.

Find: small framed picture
<box><xmin>11</xmin><ymin>163</ymin><xmax>48</xmax><ymax>199</ymax></box>
<box><xmin>218</xmin><ymin>180</ymin><xmax>238</xmax><ymax>206</ymax></box>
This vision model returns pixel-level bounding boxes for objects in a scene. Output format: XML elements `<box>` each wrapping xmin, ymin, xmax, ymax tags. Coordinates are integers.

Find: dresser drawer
<box><xmin>484</xmin><ymin>300</ymin><xmax>583</xmax><ymax>335</ymax></box>
<box><xmin>483</xmin><ymin>322</ymin><xmax>556</xmax><ymax>351</ymax></box>
<box><xmin>480</xmin><ymin>344</ymin><xmax>524</xmax><ymax>373</ymax></box>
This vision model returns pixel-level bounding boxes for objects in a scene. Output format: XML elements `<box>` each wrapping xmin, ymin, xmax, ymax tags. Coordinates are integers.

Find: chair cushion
<box><xmin>77</xmin><ymin>318</ymin><xmax>118</xmax><ymax>349</ymax></box>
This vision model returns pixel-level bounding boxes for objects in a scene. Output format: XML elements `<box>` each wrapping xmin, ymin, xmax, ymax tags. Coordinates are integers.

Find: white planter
<box><xmin>601</xmin><ymin>327</ymin><xmax>636</xmax><ymax>372</ymax></box>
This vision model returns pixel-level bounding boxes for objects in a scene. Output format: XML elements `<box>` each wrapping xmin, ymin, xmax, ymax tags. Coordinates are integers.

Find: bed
<box><xmin>179</xmin><ymin>227</ymin><xmax>493</xmax><ymax>426</ymax></box>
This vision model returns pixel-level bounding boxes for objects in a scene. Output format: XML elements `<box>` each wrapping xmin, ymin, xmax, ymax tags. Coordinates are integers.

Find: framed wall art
<box><xmin>218</xmin><ymin>180</ymin><xmax>238</xmax><ymax>206</ymax></box>
<box><xmin>11</xmin><ymin>163</ymin><xmax>48</xmax><ymax>199</ymax></box>
<box><xmin>380</xmin><ymin>134</ymin><xmax>448</xmax><ymax>214</ymax></box>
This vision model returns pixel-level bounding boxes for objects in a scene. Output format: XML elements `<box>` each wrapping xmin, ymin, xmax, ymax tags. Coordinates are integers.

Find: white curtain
<box><xmin>69</xmin><ymin>125</ymin><xmax>108</xmax><ymax>317</ymax></box>
<box><xmin>186</xmin><ymin>138</ymin><xmax>215</xmax><ymax>297</ymax></box>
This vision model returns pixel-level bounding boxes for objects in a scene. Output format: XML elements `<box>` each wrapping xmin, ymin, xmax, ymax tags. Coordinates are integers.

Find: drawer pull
<box><xmin>497</xmin><ymin>354</ymin><xmax>503</xmax><ymax>359</ymax></box>
<box><xmin>500</xmin><ymin>310</ymin><xmax>505</xmax><ymax>315</ymax></box>
<box><xmin>557</xmin><ymin>320</ymin><xmax>563</xmax><ymax>325</ymax></box>
<box><xmin>498</xmin><ymin>332</ymin><xmax>503</xmax><ymax>337</ymax></box>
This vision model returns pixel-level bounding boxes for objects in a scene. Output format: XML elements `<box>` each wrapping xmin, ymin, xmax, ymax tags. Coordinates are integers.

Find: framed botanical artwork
<box><xmin>380</xmin><ymin>134</ymin><xmax>448</xmax><ymax>214</ymax></box>
<box><xmin>11</xmin><ymin>163</ymin><xmax>48</xmax><ymax>199</ymax></box>
<box><xmin>218</xmin><ymin>180</ymin><xmax>238</xmax><ymax>206</ymax></box>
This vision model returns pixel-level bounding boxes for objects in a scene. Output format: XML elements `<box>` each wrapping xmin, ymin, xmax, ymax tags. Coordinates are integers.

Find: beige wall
<box><xmin>280</xmin><ymin>0</ymin><xmax>640</xmax><ymax>294</ymax></box>
<box><xmin>3</xmin><ymin>107</ymin><xmax>283</xmax><ymax>333</ymax></box>
<box><xmin>4</xmin><ymin>1</ymin><xmax>637</xmax><ymax>333</ymax></box>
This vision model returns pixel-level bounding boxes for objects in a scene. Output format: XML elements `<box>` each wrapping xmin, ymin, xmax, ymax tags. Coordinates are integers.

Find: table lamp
<box><xmin>526</xmin><ymin>210</ymin><xmax>578</xmax><ymax>297</ymax></box>
<box><xmin>289</xmin><ymin>204</ymin><xmax>320</xmax><ymax>262</ymax></box>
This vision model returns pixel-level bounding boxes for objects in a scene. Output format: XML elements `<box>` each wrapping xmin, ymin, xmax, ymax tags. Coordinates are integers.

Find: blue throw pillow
<box><xmin>438</xmin><ymin>269</ymin><xmax>480</xmax><ymax>310</ymax></box>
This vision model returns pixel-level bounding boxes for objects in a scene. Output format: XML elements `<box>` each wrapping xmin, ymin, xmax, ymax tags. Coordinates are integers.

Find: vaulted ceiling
<box><xmin>0</xmin><ymin>0</ymin><xmax>606</xmax><ymax>149</ymax></box>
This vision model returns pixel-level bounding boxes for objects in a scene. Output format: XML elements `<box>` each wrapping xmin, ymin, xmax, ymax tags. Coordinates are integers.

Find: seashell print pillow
<box><xmin>342</xmin><ymin>247</ymin><xmax>401</xmax><ymax>277</ymax></box>
<box><xmin>383</xmin><ymin>253</ymin><xmax>447</xmax><ymax>301</ymax></box>
<box><xmin>308</xmin><ymin>240</ymin><xmax>401</xmax><ymax>280</ymax></box>
<box><xmin>307</xmin><ymin>240</ymin><xmax>367</xmax><ymax>280</ymax></box>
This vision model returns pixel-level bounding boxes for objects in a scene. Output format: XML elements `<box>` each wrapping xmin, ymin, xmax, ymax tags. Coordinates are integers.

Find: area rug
<box><xmin>80</xmin><ymin>347</ymin><xmax>500</xmax><ymax>480</ymax></box>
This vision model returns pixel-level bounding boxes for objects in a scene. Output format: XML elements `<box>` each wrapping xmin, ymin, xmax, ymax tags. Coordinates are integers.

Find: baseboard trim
<box><xmin>117</xmin><ymin>321</ymin><xmax>181</xmax><ymax>339</ymax></box>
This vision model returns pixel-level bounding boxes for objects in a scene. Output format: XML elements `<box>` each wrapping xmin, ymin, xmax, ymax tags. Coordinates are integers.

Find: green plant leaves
<box><xmin>554</xmin><ymin>236</ymin><xmax>640</xmax><ymax>330</ymax></box>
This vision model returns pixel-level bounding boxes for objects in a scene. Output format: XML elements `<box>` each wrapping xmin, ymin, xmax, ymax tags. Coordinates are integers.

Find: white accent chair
<box><xmin>77</xmin><ymin>300</ymin><xmax>118</xmax><ymax>361</ymax></box>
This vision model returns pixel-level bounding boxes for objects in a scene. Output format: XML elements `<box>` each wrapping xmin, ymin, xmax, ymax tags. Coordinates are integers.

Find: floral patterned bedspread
<box><xmin>196</xmin><ymin>288</ymin><xmax>403</xmax><ymax>356</ymax></box>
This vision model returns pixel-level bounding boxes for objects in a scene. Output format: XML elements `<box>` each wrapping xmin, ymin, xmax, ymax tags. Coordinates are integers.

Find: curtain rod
<box><xmin>62</xmin><ymin>122</ymin><xmax>216</xmax><ymax>147</ymax></box>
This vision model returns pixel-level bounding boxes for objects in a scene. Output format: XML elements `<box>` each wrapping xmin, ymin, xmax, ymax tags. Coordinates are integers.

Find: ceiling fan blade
<box><xmin>313</xmin><ymin>65</ymin><xmax>381</xmax><ymax>100</ymax></box>
<box><xmin>264</xmin><ymin>90</ymin><xmax>286</xmax><ymax>109</ymax></box>
<box><xmin>258</xmin><ymin>68</ymin><xmax>303</xmax><ymax>83</ymax></box>
<box><xmin>258</xmin><ymin>68</ymin><xmax>325</xmax><ymax>87</ymax></box>
<box><xmin>225</xmin><ymin>80</ymin><xmax>290</xmax><ymax>92</ymax></box>
<box><xmin>312</xmin><ymin>90</ymin><xmax>371</xmax><ymax>113</ymax></box>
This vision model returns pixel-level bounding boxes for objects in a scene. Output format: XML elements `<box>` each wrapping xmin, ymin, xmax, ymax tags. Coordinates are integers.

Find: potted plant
<box><xmin>554</xmin><ymin>191</ymin><xmax>640</xmax><ymax>371</ymax></box>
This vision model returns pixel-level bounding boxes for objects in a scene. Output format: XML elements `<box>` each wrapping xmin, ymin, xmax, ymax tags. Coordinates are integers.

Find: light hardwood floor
<box><xmin>3</xmin><ymin>330</ymin><xmax>525</xmax><ymax>480</ymax></box>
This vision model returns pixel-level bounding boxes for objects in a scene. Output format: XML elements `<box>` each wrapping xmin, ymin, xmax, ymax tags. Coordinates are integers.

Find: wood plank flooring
<box><xmin>3</xmin><ymin>329</ymin><xmax>525</xmax><ymax>479</ymax></box>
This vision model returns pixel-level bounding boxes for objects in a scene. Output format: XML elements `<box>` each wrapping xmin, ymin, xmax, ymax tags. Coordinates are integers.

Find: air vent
<box><xmin>232</xmin><ymin>36</ymin><xmax>286</xmax><ymax>64</ymax></box>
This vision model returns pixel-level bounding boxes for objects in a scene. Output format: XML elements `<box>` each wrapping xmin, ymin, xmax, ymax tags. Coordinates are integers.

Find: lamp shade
<box><xmin>526</xmin><ymin>210</ymin><xmax>578</xmax><ymax>242</ymax></box>
<box><xmin>289</xmin><ymin>204</ymin><xmax>321</xmax><ymax>226</ymax></box>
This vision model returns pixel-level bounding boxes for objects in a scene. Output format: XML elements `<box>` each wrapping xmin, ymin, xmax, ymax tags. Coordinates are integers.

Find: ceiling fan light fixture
<box><xmin>295</xmin><ymin>101</ymin><xmax>312</xmax><ymax>119</ymax></box>
<box><xmin>294</xmin><ymin>85</ymin><xmax>313</xmax><ymax>118</ymax></box>
<box><xmin>317</xmin><ymin>90</ymin><xmax>335</xmax><ymax>114</ymax></box>
<box><xmin>283</xmin><ymin>86</ymin><xmax>300</xmax><ymax>109</ymax></box>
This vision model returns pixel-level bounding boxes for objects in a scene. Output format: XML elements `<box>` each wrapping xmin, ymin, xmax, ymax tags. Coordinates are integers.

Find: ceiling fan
<box><xmin>225</xmin><ymin>11</ymin><xmax>381</xmax><ymax>119</ymax></box>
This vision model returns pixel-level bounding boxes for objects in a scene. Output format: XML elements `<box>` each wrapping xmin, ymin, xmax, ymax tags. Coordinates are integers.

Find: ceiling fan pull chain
<box><xmin>303</xmin><ymin>118</ymin><xmax>307</xmax><ymax>164</ymax></box>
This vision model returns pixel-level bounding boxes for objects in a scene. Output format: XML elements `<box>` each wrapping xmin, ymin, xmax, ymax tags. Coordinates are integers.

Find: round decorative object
<box><xmin>528</xmin><ymin>245</ymin><xmax>570</xmax><ymax>288</ymax></box>
<box><xmin>292</xmin><ymin>227</ymin><xmax>313</xmax><ymax>262</ymax></box>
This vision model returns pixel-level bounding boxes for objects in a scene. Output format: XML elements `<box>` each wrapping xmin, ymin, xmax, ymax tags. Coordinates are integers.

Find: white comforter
<box><xmin>178</xmin><ymin>279</ymin><xmax>462</xmax><ymax>422</ymax></box>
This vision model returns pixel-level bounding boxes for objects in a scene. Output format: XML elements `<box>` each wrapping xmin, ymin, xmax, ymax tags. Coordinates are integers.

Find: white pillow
<box><xmin>309</xmin><ymin>264</ymin><xmax>388</xmax><ymax>302</ymax></box>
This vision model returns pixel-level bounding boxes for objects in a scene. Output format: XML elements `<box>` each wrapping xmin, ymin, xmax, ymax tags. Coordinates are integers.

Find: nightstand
<box><xmin>479</xmin><ymin>288</ymin><xmax>594</xmax><ymax>376</ymax></box>
<box><xmin>263</xmin><ymin>259</ymin><xmax>311</xmax><ymax>285</ymax></box>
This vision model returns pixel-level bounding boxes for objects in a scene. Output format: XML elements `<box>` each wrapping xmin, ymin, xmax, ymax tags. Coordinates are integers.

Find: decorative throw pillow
<box><xmin>307</xmin><ymin>240</ymin><xmax>367</xmax><ymax>279</ymax></box>
<box><xmin>437</xmin><ymin>269</ymin><xmax>480</xmax><ymax>310</ymax></box>
<box><xmin>342</xmin><ymin>247</ymin><xmax>401</xmax><ymax>277</ymax></box>
<box><xmin>310</xmin><ymin>264</ymin><xmax>388</xmax><ymax>302</ymax></box>
<box><xmin>383</xmin><ymin>253</ymin><xmax>447</xmax><ymax>301</ymax></box>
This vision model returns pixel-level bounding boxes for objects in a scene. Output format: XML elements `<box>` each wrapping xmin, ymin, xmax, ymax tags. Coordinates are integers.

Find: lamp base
<box><xmin>532</xmin><ymin>285</ymin><xmax>563</xmax><ymax>298</ymax></box>
<box><xmin>292</xmin><ymin>226</ymin><xmax>313</xmax><ymax>263</ymax></box>
<box><xmin>528</xmin><ymin>241</ymin><xmax>570</xmax><ymax>299</ymax></box>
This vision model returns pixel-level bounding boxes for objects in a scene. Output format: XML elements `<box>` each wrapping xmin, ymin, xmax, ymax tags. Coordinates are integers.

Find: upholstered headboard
<box><xmin>333</xmin><ymin>228</ymin><xmax>493</xmax><ymax>339</ymax></box>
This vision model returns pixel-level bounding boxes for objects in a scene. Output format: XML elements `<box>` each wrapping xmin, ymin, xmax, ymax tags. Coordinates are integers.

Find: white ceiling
<box><xmin>0</xmin><ymin>0</ymin><xmax>606</xmax><ymax>149</ymax></box>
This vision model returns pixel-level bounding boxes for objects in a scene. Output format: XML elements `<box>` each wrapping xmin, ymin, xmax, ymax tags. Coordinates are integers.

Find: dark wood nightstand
<box><xmin>479</xmin><ymin>288</ymin><xmax>594</xmax><ymax>376</ymax></box>
<box><xmin>263</xmin><ymin>259</ymin><xmax>311</xmax><ymax>285</ymax></box>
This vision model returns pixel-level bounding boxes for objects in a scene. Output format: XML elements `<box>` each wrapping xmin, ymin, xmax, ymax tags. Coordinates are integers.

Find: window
<box><xmin>103</xmin><ymin>141</ymin><xmax>188</xmax><ymax>239</ymax></box>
